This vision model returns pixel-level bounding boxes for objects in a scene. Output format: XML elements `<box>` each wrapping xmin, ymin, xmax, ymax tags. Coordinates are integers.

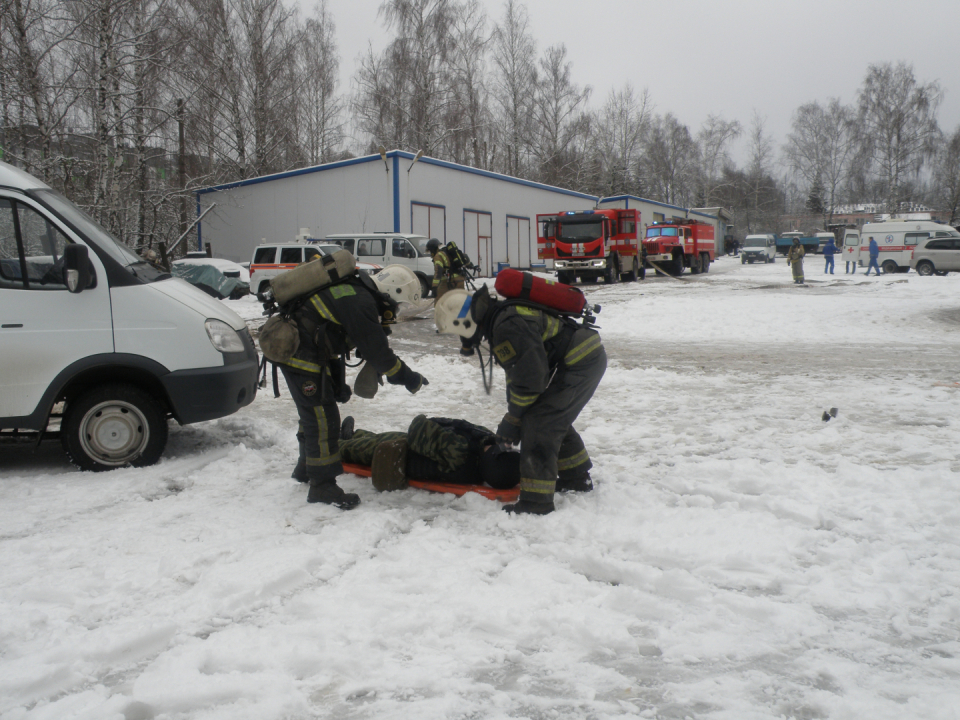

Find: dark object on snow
<box><xmin>822</xmin><ymin>407</ymin><xmax>839</xmax><ymax>422</ymax></box>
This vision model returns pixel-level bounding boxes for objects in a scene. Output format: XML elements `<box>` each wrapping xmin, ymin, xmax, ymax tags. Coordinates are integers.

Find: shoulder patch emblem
<box><xmin>301</xmin><ymin>380</ymin><xmax>318</xmax><ymax>397</ymax></box>
<box><xmin>330</xmin><ymin>284</ymin><xmax>356</xmax><ymax>299</ymax></box>
<box><xmin>493</xmin><ymin>341</ymin><xmax>517</xmax><ymax>363</ymax></box>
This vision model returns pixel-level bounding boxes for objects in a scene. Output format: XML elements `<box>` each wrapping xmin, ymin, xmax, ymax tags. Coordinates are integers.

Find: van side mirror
<box><xmin>64</xmin><ymin>243</ymin><xmax>91</xmax><ymax>293</ymax></box>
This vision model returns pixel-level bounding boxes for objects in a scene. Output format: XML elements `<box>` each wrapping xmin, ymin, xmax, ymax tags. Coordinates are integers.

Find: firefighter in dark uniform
<box><xmin>427</xmin><ymin>238</ymin><xmax>474</xmax><ymax>357</ymax></box>
<box><xmin>434</xmin><ymin>286</ymin><xmax>606</xmax><ymax>515</ymax></box>
<box><xmin>279</xmin><ymin>267</ymin><xmax>427</xmax><ymax>509</ymax></box>
<box><xmin>427</xmin><ymin>238</ymin><xmax>465</xmax><ymax>299</ymax></box>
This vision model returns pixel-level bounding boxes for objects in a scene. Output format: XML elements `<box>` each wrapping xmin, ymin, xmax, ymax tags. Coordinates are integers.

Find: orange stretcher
<box><xmin>342</xmin><ymin>463</ymin><xmax>520</xmax><ymax>503</ymax></box>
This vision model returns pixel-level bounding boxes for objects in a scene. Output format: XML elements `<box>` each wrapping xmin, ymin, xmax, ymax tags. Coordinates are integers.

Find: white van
<box><xmin>325</xmin><ymin>233</ymin><xmax>436</xmax><ymax>297</ymax></box>
<box><xmin>856</xmin><ymin>220</ymin><xmax>953</xmax><ymax>273</ymax></box>
<box><xmin>0</xmin><ymin>162</ymin><xmax>259</xmax><ymax>471</ymax></box>
<box><xmin>740</xmin><ymin>234</ymin><xmax>776</xmax><ymax>263</ymax></box>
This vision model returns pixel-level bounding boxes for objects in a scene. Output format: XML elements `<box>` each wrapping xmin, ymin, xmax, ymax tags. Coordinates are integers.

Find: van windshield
<box><xmin>744</xmin><ymin>238</ymin><xmax>767</xmax><ymax>247</ymax></box>
<box><xmin>30</xmin><ymin>188</ymin><xmax>168</xmax><ymax>282</ymax></box>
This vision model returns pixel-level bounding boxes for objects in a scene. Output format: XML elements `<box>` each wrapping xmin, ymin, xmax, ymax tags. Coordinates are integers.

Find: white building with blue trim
<box><xmin>196</xmin><ymin>149</ymin><xmax>727</xmax><ymax>276</ymax></box>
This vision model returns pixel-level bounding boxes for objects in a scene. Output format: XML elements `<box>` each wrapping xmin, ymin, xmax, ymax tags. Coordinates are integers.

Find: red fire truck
<box><xmin>643</xmin><ymin>219</ymin><xmax>715</xmax><ymax>275</ymax></box>
<box><xmin>536</xmin><ymin>208</ymin><xmax>643</xmax><ymax>284</ymax></box>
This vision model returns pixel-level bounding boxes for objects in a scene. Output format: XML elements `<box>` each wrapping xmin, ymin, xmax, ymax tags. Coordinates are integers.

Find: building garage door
<box><xmin>507</xmin><ymin>215</ymin><xmax>531</xmax><ymax>269</ymax></box>
<box><xmin>412</xmin><ymin>202</ymin><xmax>445</xmax><ymax>242</ymax></box>
<box><xmin>464</xmin><ymin>210</ymin><xmax>492</xmax><ymax>277</ymax></box>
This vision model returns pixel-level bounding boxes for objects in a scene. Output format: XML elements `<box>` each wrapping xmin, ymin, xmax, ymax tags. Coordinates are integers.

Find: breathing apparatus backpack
<box><xmin>442</xmin><ymin>241</ymin><xmax>474</xmax><ymax>275</ymax></box>
<box><xmin>493</xmin><ymin>268</ymin><xmax>597</xmax><ymax>323</ymax></box>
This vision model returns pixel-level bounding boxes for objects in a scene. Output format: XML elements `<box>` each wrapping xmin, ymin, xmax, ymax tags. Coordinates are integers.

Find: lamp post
<box><xmin>407</xmin><ymin>149</ymin><xmax>423</xmax><ymax>174</ymax></box>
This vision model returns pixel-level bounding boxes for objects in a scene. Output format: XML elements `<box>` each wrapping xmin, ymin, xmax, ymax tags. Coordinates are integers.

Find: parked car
<box><xmin>740</xmin><ymin>234</ymin><xmax>776</xmax><ymax>264</ymax></box>
<box><xmin>909</xmin><ymin>229</ymin><xmax>960</xmax><ymax>276</ymax></box>
<box><xmin>249</xmin><ymin>241</ymin><xmax>380</xmax><ymax>295</ymax></box>
<box><xmin>174</xmin><ymin>252</ymin><xmax>250</xmax><ymax>283</ymax></box>
<box><xmin>324</xmin><ymin>233</ymin><xmax>435</xmax><ymax>297</ymax></box>
<box><xmin>0</xmin><ymin>161</ymin><xmax>259</xmax><ymax>471</ymax></box>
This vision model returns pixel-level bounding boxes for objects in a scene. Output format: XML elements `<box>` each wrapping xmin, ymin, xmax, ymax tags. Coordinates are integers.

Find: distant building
<box><xmin>195</xmin><ymin>149</ymin><xmax>729</xmax><ymax>271</ymax></box>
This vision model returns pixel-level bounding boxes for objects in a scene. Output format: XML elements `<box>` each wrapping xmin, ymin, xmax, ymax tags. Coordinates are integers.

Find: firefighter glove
<box><xmin>404</xmin><ymin>372</ymin><xmax>428</xmax><ymax>394</ymax></box>
<box><xmin>496</xmin><ymin>413</ymin><xmax>521</xmax><ymax>445</ymax></box>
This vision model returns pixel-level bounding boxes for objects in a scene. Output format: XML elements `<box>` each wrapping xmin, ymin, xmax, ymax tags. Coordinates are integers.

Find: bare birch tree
<box><xmin>856</xmin><ymin>61</ymin><xmax>942</xmax><ymax>212</ymax></box>
<box><xmin>696</xmin><ymin>115</ymin><xmax>741</xmax><ymax>206</ymax></box>
<box><xmin>784</xmin><ymin>98</ymin><xmax>856</xmax><ymax>227</ymax></box>
<box><xmin>489</xmin><ymin>0</ymin><xmax>535</xmax><ymax>178</ymax></box>
<box><xmin>530</xmin><ymin>43</ymin><xmax>590</xmax><ymax>188</ymax></box>
<box><xmin>591</xmin><ymin>84</ymin><xmax>651</xmax><ymax>197</ymax></box>
<box><xmin>298</xmin><ymin>1</ymin><xmax>343</xmax><ymax>165</ymax></box>
<box><xmin>641</xmin><ymin>113</ymin><xmax>697</xmax><ymax>206</ymax></box>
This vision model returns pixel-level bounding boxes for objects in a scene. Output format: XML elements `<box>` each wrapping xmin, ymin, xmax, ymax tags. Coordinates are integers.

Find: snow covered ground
<box><xmin>2</xmin><ymin>256</ymin><xmax>960</xmax><ymax>720</ymax></box>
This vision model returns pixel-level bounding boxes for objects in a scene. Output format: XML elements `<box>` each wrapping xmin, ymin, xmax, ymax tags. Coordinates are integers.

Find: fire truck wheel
<box><xmin>604</xmin><ymin>260</ymin><xmax>620</xmax><ymax>284</ymax></box>
<box><xmin>671</xmin><ymin>255</ymin><xmax>684</xmax><ymax>276</ymax></box>
<box><xmin>690</xmin><ymin>255</ymin><xmax>701</xmax><ymax>274</ymax></box>
<box><xmin>701</xmin><ymin>253</ymin><xmax>711</xmax><ymax>273</ymax></box>
<box><xmin>557</xmin><ymin>271</ymin><xmax>573</xmax><ymax>284</ymax></box>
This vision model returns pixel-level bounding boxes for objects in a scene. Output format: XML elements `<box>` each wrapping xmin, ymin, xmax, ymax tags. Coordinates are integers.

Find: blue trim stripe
<box><xmin>392</xmin><ymin>156</ymin><xmax>400</xmax><ymax>232</ymax></box>
<box><xmin>197</xmin><ymin>154</ymin><xmax>384</xmax><ymax>195</ymax></box>
<box><xmin>457</xmin><ymin>295</ymin><xmax>472</xmax><ymax>319</ymax></box>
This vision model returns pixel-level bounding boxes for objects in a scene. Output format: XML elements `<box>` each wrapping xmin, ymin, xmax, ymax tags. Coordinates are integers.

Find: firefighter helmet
<box><xmin>373</xmin><ymin>265</ymin><xmax>422</xmax><ymax>306</ymax></box>
<box><xmin>426</xmin><ymin>238</ymin><xmax>442</xmax><ymax>255</ymax></box>
<box><xmin>434</xmin><ymin>289</ymin><xmax>478</xmax><ymax>339</ymax></box>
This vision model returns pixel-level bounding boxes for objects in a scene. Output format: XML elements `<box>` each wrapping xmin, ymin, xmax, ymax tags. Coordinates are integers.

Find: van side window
<box><xmin>304</xmin><ymin>247</ymin><xmax>321</xmax><ymax>262</ymax></box>
<box><xmin>280</xmin><ymin>247</ymin><xmax>302</xmax><ymax>264</ymax></box>
<box><xmin>358</xmin><ymin>239</ymin><xmax>384</xmax><ymax>256</ymax></box>
<box><xmin>0</xmin><ymin>199</ymin><xmax>25</xmax><ymax>288</ymax></box>
<box><xmin>253</xmin><ymin>247</ymin><xmax>276</xmax><ymax>264</ymax></box>
<box><xmin>904</xmin><ymin>233</ymin><xmax>925</xmax><ymax>246</ymax></box>
<box><xmin>1</xmin><ymin>201</ymin><xmax>72</xmax><ymax>289</ymax></box>
<box><xmin>340</xmin><ymin>239</ymin><xmax>355</xmax><ymax>254</ymax></box>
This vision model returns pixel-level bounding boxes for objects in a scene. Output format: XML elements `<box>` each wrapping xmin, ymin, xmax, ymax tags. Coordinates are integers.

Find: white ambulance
<box><xmin>840</xmin><ymin>229</ymin><xmax>861</xmax><ymax>267</ymax></box>
<box><xmin>855</xmin><ymin>220</ymin><xmax>956</xmax><ymax>273</ymax></box>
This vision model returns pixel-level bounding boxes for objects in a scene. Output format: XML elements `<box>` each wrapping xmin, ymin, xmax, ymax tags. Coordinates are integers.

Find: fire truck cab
<box><xmin>643</xmin><ymin>220</ymin><xmax>715</xmax><ymax>276</ymax></box>
<box><xmin>536</xmin><ymin>208</ymin><xmax>642</xmax><ymax>284</ymax></box>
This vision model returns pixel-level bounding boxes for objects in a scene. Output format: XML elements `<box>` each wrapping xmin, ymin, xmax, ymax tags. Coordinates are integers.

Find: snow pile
<box><xmin>2</xmin><ymin>258</ymin><xmax>959</xmax><ymax>719</ymax></box>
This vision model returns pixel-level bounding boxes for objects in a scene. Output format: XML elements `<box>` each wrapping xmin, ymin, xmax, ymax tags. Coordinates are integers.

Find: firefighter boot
<box><xmin>307</xmin><ymin>479</ymin><xmax>360</xmax><ymax>509</ymax></box>
<box><xmin>340</xmin><ymin>416</ymin><xmax>355</xmax><ymax>441</ymax></box>
<box><xmin>556</xmin><ymin>473</ymin><xmax>593</xmax><ymax>493</ymax></box>
<box><xmin>291</xmin><ymin>459</ymin><xmax>308</xmax><ymax>483</ymax></box>
<box><xmin>503</xmin><ymin>499</ymin><xmax>555</xmax><ymax>515</ymax></box>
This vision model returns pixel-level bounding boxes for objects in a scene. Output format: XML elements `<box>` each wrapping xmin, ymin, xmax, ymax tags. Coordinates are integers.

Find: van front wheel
<box><xmin>62</xmin><ymin>384</ymin><xmax>168</xmax><ymax>472</ymax></box>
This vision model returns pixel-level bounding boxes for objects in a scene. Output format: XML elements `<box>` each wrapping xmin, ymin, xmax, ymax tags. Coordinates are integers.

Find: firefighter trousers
<box><xmin>281</xmin><ymin>367</ymin><xmax>343</xmax><ymax>484</ymax></box>
<box><xmin>518</xmin><ymin>344</ymin><xmax>607</xmax><ymax>506</ymax></box>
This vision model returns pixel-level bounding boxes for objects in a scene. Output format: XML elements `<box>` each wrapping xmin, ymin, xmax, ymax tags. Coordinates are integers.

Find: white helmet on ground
<box><xmin>373</xmin><ymin>265</ymin><xmax>422</xmax><ymax>306</ymax></box>
<box><xmin>434</xmin><ymin>289</ymin><xmax>479</xmax><ymax>339</ymax></box>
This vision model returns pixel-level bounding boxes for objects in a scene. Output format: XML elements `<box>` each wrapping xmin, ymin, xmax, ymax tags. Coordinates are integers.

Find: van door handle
<box><xmin>2</xmin><ymin>324</ymin><xmax>23</xmax><ymax>328</ymax></box>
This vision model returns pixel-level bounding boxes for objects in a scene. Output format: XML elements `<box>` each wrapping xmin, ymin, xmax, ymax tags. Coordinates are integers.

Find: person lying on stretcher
<box><xmin>339</xmin><ymin>414</ymin><xmax>520</xmax><ymax>491</ymax></box>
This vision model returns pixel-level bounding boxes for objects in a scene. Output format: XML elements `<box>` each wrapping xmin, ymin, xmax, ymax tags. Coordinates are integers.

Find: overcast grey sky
<box><xmin>303</xmin><ymin>0</ymin><xmax>960</xmax><ymax>165</ymax></box>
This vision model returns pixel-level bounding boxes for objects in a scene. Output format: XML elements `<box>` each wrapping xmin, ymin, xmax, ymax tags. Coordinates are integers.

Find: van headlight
<box><xmin>205</xmin><ymin>319</ymin><xmax>245</xmax><ymax>353</ymax></box>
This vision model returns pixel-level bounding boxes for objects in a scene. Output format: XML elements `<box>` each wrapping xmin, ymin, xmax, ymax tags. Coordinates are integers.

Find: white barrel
<box><xmin>270</xmin><ymin>249</ymin><xmax>356</xmax><ymax>304</ymax></box>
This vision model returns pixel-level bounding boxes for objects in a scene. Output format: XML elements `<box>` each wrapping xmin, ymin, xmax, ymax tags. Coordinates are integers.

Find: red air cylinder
<box><xmin>494</xmin><ymin>268</ymin><xmax>586</xmax><ymax>314</ymax></box>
